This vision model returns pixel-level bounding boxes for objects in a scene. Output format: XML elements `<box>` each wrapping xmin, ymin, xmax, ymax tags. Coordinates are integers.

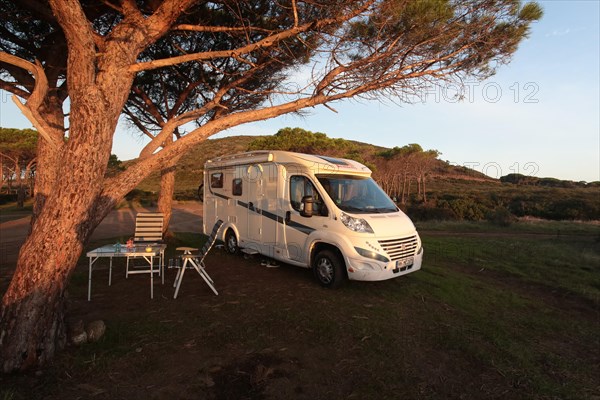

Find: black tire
<box><xmin>225</xmin><ymin>229</ymin><xmax>240</xmax><ymax>255</ymax></box>
<box><xmin>197</xmin><ymin>184</ymin><xmax>204</xmax><ymax>203</ymax></box>
<box><xmin>313</xmin><ymin>249</ymin><xmax>346</xmax><ymax>289</ymax></box>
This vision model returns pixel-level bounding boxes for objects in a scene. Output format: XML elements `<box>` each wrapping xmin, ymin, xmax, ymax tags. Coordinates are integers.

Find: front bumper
<box><xmin>346</xmin><ymin>250</ymin><xmax>423</xmax><ymax>281</ymax></box>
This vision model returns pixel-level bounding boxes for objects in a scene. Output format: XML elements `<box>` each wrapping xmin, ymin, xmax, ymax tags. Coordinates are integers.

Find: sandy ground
<box><xmin>0</xmin><ymin>202</ymin><xmax>203</xmax><ymax>271</ymax></box>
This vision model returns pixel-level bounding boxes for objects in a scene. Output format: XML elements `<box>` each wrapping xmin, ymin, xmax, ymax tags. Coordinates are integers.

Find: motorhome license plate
<box><xmin>396</xmin><ymin>257</ymin><xmax>413</xmax><ymax>268</ymax></box>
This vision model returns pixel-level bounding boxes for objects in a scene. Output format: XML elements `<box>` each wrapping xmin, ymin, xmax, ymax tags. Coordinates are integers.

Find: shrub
<box><xmin>406</xmin><ymin>203</ymin><xmax>459</xmax><ymax>221</ymax></box>
<box><xmin>174</xmin><ymin>189</ymin><xmax>199</xmax><ymax>201</ymax></box>
<box><xmin>486</xmin><ymin>207</ymin><xmax>515</xmax><ymax>227</ymax></box>
<box><xmin>0</xmin><ymin>194</ymin><xmax>18</xmax><ymax>205</ymax></box>
<box><xmin>124</xmin><ymin>189</ymin><xmax>157</xmax><ymax>207</ymax></box>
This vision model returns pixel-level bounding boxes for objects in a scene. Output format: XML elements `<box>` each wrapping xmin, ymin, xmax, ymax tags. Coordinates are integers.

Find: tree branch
<box><xmin>131</xmin><ymin>86</ymin><xmax>166</xmax><ymax>127</ymax></box>
<box><xmin>0</xmin><ymin>62</ymin><xmax>36</xmax><ymax>94</ymax></box>
<box><xmin>47</xmin><ymin>0</ymin><xmax>97</xmax><ymax>90</ymax></box>
<box><xmin>173</xmin><ymin>24</ymin><xmax>272</xmax><ymax>34</ymax></box>
<box><xmin>0</xmin><ymin>79</ymin><xmax>29</xmax><ymax>99</ymax></box>
<box><xmin>129</xmin><ymin>23</ymin><xmax>313</xmax><ymax>72</ymax></box>
<box><xmin>129</xmin><ymin>1</ymin><xmax>375</xmax><ymax>73</ymax></box>
<box><xmin>123</xmin><ymin>107</ymin><xmax>155</xmax><ymax>140</ymax></box>
<box><xmin>0</xmin><ymin>52</ymin><xmax>61</xmax><ymax>149</ymax></box>
<box><xmin>136</xmin><ymin>63</ymin><xmax>269</xmax><ymax>158</ymax></box>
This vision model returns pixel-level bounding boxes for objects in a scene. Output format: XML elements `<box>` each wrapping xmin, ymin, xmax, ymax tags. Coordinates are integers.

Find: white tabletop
<box><xmin>87</xmin><ymin>243</ymin><xmax>166</xmax><ymax>257</ymax></box>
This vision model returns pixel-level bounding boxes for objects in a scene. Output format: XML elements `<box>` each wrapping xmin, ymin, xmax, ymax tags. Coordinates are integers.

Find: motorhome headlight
<box><xmin>354</xmin><ymin>247</ymin><xmax>389</xmax><ymax>263</ymax></box>
<box><xmin>340</xmin><ymin>212</ymin><xmax>374</xmax><ymax>233</ymax></box>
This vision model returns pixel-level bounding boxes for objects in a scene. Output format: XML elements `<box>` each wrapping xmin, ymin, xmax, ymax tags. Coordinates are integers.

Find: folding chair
<box><xmin>172</xmin><ymin>219</ymin><xmax>223</xmax><ymax>298</ymax></box>
<box><xmin>126</xmin><ymin>212</ymin><xmax>165</xmax><ymax>282</ymax></box>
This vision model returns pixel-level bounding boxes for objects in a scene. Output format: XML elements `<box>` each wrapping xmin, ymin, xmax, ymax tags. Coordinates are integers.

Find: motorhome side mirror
<box><xmin>300</xmin><ymin>195</ymin><xmax>313</xmax><ymax>217</ymax></box>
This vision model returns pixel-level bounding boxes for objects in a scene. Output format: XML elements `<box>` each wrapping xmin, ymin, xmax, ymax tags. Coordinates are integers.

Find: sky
<box><xmin>1</xmin><ymin>1</ymin><xmax>598</xmax><ymax>182</ymax></box>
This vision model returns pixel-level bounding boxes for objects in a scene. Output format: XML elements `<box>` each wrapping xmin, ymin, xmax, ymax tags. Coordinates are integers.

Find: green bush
<box><xmin>0</xmin><ymin>194</ymin><xmax>18</xmax><ymax>205</ymax></box>
<box><xmin>174</xmin><ymin>189</ymin><xmax>199</xmax><ymax>201</ymax></box>
<box><xmin>442</xmin><ymin>198</ymin><xmax>488</xmax><ymax>221</ymax></box>
<box><xmin>406</xmin><ymin>203</ymin><xmax>459</xmax><ymax>221</ymax></box>
<box><xmin>486</xmin><ymin>207</ymin><xmax>515</xmax><ymax>227</ymax></box>
<box><xmin>124</xmin><ymin>189</ymin><xmax>157</xmax><ymax>207</ymax></box>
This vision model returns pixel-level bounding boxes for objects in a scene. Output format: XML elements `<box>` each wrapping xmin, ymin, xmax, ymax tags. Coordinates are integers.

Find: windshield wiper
<box><xmin>372</xmin><ymin>207</ymin><xmax>397</xmax><ymax>213</ymax></box>
<box><xmin>340</xmin><ymin>205</ymin><xmax>364</xmax><ymax>212</ymax></box>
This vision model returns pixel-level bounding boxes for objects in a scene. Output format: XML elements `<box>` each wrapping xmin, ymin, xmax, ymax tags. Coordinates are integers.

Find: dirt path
<box><xmin>0</xmin><ymin>202</ymin><xmax>203</xmax><ymax>270</ymax></box>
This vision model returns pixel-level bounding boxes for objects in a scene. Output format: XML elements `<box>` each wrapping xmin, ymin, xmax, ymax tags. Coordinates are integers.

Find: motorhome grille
<box><xmin>378</xmin><ymin>235</ymin><xmax>418</xmax><ymax>261</ymax></box>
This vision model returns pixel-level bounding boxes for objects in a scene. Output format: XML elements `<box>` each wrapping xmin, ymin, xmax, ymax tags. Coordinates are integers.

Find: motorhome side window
<box><xmin>290</xmin><ymin>176</ymin><xmax>325</xmax><ymax>215</ymax></box>
<box><xmin>211</xmin><ymin>173</ymin><xmax>223</xmax><ymax>188</ymax></box>
<box><xmin>232</xmin><ymin>178</ymin><xmax>242</xmax><ymax>196</ymax></box>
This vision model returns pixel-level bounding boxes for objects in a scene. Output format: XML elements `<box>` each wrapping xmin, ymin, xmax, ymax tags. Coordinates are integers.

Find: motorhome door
<box><xmin>246</xmin><ymin>164</ymin><xmax>262</xmax><ymax>242</ymax></box>
<box><xmin>246</xmin><ymin>164</ymin><xmax>278</xmax><ymax>249</ymax></box>
<box><xmin>284</xmin><ymin>174</ymin><xmax>327</xmax><ymax>263</ymax></box>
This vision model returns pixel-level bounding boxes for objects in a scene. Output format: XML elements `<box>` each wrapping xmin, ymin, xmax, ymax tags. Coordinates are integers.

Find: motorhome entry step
<box><xmin>241</xmin><ymin>248</ymin><xmax>259</xmax><ymax>255</ymax></box>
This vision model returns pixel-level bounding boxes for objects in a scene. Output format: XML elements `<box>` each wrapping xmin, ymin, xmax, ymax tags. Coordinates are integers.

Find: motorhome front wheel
<box><xmin>313</xmin><ymin>249</ymin><xmax>346</xmax><ymax>289</ymax></box>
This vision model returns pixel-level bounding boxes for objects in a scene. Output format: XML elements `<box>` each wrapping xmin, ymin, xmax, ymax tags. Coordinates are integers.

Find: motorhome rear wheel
<box><xmin>225</xmin><ymin>229</ymin><xmax>240</xmax><ymax>255</ymax></box>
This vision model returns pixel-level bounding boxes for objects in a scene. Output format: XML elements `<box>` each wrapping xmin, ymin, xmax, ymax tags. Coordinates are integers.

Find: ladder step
<box><xmin>241</xmin><ymin>248</ymin><xmax>259</xmax><ymax>255</ymax></box>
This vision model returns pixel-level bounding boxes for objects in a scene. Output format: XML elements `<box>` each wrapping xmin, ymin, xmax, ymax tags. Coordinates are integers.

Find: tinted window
<box><xmin>316</xmin><ymin>174</ymin><xmax>398</xmax><ymax>214</ymax></box>
<box><xmin>290</xmin><ymin>175</ymin><xmax>326</xmax><ymax>215</ymax></box>
<box><xmin>232</xmin><ymin>178</ymin><xmax>242</xmax><ymax>196</ymax></box>
<box><xmin>211</xmin><ymin>173</ymin><xmax>223</xmax><ymax>188</ymax></box>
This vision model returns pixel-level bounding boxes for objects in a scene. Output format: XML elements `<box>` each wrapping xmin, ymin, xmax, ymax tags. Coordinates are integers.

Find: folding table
<box><xmin>86</xmin><ymin>243</ymin><xmax>166</xmax><ymax>300</ymax></box>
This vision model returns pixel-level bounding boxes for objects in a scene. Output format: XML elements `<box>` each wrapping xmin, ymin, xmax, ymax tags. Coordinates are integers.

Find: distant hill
<box><xmin>134</xmin><ymin>133</ymin><xmax>490</xmax><ymax>192</ymax></box>
<box><xmin>134</xmin><ymin>135</ymin><xmax>255</xmax><ymax>195</ymax></box>
<box><xmin>128</xmin><ymin>129</ymin><xmax>599</xmax><ymax>222</ymax></box>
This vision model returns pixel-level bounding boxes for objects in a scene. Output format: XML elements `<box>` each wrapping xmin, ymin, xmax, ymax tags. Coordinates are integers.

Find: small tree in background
<box><xmin>414</xmin><ymin>150</ymin><xmax>441</xmax><ymax>203</ymax></box>
<box><xmin>248</xmin><ymin>127</ymin><xmax>356</xmax><ymax>156</ymax></box>
<box><xmin>376</xmin><ymin>144</ymin><xmax>430</xmax><ymax>203</ymax></box>
<box><xmin>0</xmin><ymin>128</ymin><xmax>38</xmax><ymax>206</ymax></box>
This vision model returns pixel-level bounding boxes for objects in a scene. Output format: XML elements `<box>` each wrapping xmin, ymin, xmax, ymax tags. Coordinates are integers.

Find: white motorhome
<box><xmin>202</xmin><ymin>151</ymin><xmax>423</xmax><ymax>287</ymax></box>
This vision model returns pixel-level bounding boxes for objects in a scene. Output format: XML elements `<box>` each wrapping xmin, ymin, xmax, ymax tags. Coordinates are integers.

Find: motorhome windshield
<box><xmin>316</xmin><ymin>174</ymin><xmax>398</xmax><ymax>214</ymax></box>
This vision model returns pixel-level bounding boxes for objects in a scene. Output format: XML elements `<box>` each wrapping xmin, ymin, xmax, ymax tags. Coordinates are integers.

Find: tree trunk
<box><xmin>401</xmin><ymin>173</ymin><xmax>407</xmax><ymax>204</ymax></box>
<box><xmin>1</xmin><ymin>181</ymin><xmax>104</xmax><ymax>371</ymax></box>
<box><xmin>27</xmin><ymin>162</ymin><xmax>35</xmax><ymax>198</ymax></box>
<box><xmin>31</xmin><ymin>99</ymin><xmax>67</xmax><ymax>227</ymax></box>
<box><xmin>157</xmin><ymin>154</ymin><xmax>182</xmax><ymax>234</ymax></box>
<box><xmin>16</xmin><ymin>186</ymin><xmax>25</xmax><ymax>208</ymax></box>
<box><xmin>0</xmin><ymin>71</ymin><xmax>125</xmax><ymax>370</ymax></box>
<box><xmin>422</xmin><ymin>175</ymin><xmax>427</xmax><ymax>203</ymax></box>
<box><xmin>0</xmin><ymin>157</ymin><xmax>5</xmax><ymax>194</ymax></box>
<box><xmin>14</xmin><ymin>162</ymin><xmax>24</xmax><ymax>208</ymax></box>
<box><xmin>0</xmin><ymin>104</ymin><xmax>116</xmax><ymax>372</ymax></box>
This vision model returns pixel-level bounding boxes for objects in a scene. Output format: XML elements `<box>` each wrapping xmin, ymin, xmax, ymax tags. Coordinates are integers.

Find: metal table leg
<box><xmin>88</xmin><ymin>256</ymin><xmax>99</xmax><ymax>301</ymax></box>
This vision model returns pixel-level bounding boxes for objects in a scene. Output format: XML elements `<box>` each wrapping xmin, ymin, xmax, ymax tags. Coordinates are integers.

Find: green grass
<box><xmin>0</xmin><ymin>199</ymin><xmax>33</xmax><ymax>223</ymax></box>
<box><xmin>347</xmin><ymin>234</ymin><xmax>598</xmax><ymax>398</ymax></box>
<box><xmin>416</xmin><ymin>218</ymin><xmax>600</xmax><ymax>236</ymax></box>
<box><xmin>0</xmin><ymin>200</ymin><xmax>32</xmax><ymax>212</ymax></box>
<box><xmin>409</xmin><ymin>228</ymin><xmax>599</xmax><ymax>398</ymax></box>
<box><xmin>0</xmin><ymin>391</ymin><xmax>16</xmax><ymax>400</ymax></box>
<box><xmin>420</xmin><ymin>232</ymin><xmax>600</xmax><ymax>304</ymax></box>
<box><xmin>3</xmin><ymin>226</ymin><xmax>599</xmax><ymax>399</ymax></box>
